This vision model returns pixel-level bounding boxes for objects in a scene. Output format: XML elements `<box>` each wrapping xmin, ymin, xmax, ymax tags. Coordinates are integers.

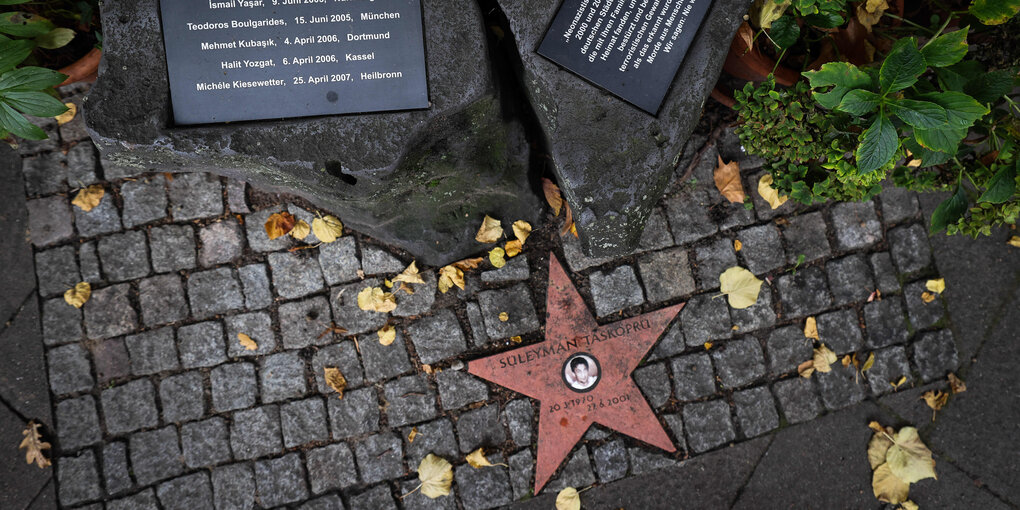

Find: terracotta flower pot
<box><xmin>58</xmin><ymin>47</ymin><xmax>101</xmax><ymax>86</ymax></box>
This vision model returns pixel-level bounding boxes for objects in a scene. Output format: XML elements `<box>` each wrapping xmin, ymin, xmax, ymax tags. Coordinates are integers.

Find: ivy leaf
<box><xmin>920</xmin><ymin>27</ymin><xmax>968</xmax><ymax>67</ymax></box>
<box><xmin>856</xmin><ymin>114</ymin><xmax>898</xmax><ymax>173</ymax></box>
<box><xmin>886</xmin><ymin>99</ymin><xmax>948</xmax><ymax>129</ymax></box>
<box><xmin>718</xmin><ymin>267</ymin><xmax>763</xmax><ymax>309</ymax></box>
<box><xmin>977</xmin><ymin>164</ymin><xmax>1017</xmax><ymax>203</ymax></box>
<box><xmin>930</xmin><ymin>183</ymin><xmax>968</xmax><ymax>233</ymax></box>
<box><xmin>804</xmin><ymin>62</ymin><xmax>873</xmax><ymax>109</ymax></box>
<box><xmin>770</xmin><ymin>15</ymin><xmax>800</xmax><ymax>49</ymax></box>
<box><xmin>969</xmin><ymin>0</ymin><xmax>1020</xmax><ymax>25</ymax></box>
<box><xmin>964</xmin><ymin>70</ymin><xmax>1014</xmax><ymax>105</ymax></box>
<box><xmin>920</xmin><ymin>91</ymin><xmax>989</xmax><ymax>129</ymax></box>
<box><xmin>836</xmin><ymin>89</ymin><xmax>882</xmax><ymax>116</ymax></box>
<box><xmin>879</xmin><ymin>38</ymin><xmax>926</xmax><ymax>94</ymax></box>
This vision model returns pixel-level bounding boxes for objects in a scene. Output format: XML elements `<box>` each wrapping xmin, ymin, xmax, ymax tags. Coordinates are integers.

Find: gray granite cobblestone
<box><xmin>160</xmin><ymin>371</ymin><xmax>205</xmax><ymax>423</ymax></box>
<box><xmin>268</xmin><ymin>251</ymin><xmax>325</xmax><ymax>299</ymax></box>
<box><xmin>84</xmin><ymin>283</ymin><xmax>137</xmax><ymax>339</ymax></box>
<box><xmin>594</xmin><ymin>439</ymin><xmax>629</xmax><ymax>483</ymax></box>
<box><xmin>79</xmin><ymin>241</ymin><xmax>100</xmax><ymax>283</ymax></box>
<box><xmin>865</xmin><ymin>346</ymin><xmax>912</xmax><ymax>396</ymax></box>
<box><xmin>456</xmin><ymin>456</ymin><xmax>511</xmax><ymax>510</ymax></box>
<box><xmin>711</xmin><ymin>337</ymin><xmax>766</xmax><ymax>389</ymax></box>
<box><xmin>226</xmin><ymin>179</ymin><xmax>249</xmax><ymax>213</ymax></box>
<box><xmin>393</xmin><ymin>270</ymin><xmax>438</xmax><ymax>317</ymax></box>
<box><xmin>312</xmin><ymin>342</ymin><xmax>363</xmax><ymax>393</ymax></box>
<box><xmin>361</xmin><ymin>245</ymin><xmax>405</xmax><ymax>274</ymax></box>
<box><xmin>211</xmin><ymin>362</ymin><xmax>256</xmax><ymax>412</ymax></box>
<box><xmin>307</xmin><ymin>443</ymin><xmax>358</xmax><ymax>493</ymax></box>
<box><xmin>650</xmin><ymin>322</ymin><xmax>685</xmax><ymax>360</ymax></box>
<box><xmin>281</xmin><ymin>397</ymin><xmax>329</xmax><ymax>448</ymax></box>
<box><xmin>683</xmin><ymin>400</ymin><xmax>735</xmax><ymax>453</ymax></box>
<box><xmin>102</xmin><ymin>442</ymin><xmax>132</xmax><ymax>496</ymax></box>
<box><xmin>457</xmin><ymin>405</ymin><xmax>505</xmax><ymax>453</ymax></box>
<box><xmin>47</xmin><ymin>342</ymin><xmax>93</xmax><ymax>395</ymax></box>
<box><xmin>547</xmin><ymin>448</ymin><xmax>596</xmax><ymax>492</ymax></box>
<box><xmin>466</xmin><ymin>302</ymin><xmax>490</xmax><ymax>346</ymax></box>
<box><xmin>407</xmin><ymin>310</ymin><xmax>468</xmax><ymax>364</ymax></box>
<box><xmin>782</xmin><ymin>212</ymin><xmax>830</xmax><ymax>263</ymax></box>
<box><xmin>879</xmin><ymin>185</ymin><xmax>920</xmax><ymax>224</ymax></box>
<box><xmin>330</xmin><ymin>279</ymin><xmax>388</xmax><ymax>335</ymax></box>
<box><xmin>911</xmin><ymin>329</ymin><xmax>959</xmax><ymax>382</ymax></box>
<box><xmin>826</xmin><ymin>254</ymin><xmax>874</xmax><ymax>306</ymax></box>
<box><xmin>736</xmin><ymin>224</ymin><xmax>786</xmax><ymax>275</ymax></box>
<box><xmin>508</xmin><ymin>450</ymin><xmax>534</xmax><ymax>500</ymax></box>
<box><xmin>773</xmin><ymin>378</ymin><xmax>822</xmax><ymax>423</ymax></box>
<box><xmin>477</xmin><ymin>283</ymin><xmax>540</xmax><ymax>338</ymax></box>
<box><xmin>590</xmin><ymin>265</ymin><xmax>645</xmax><ymax>316</ymax></box>
<box><xmin>99</xmin><ymin>230</ymin><xmax>151</xmax><ymax>281</ymax></box>
<box><xmin>181</xmin><ymin>417</ymin><xmax>232</xmax><ymax>468</ymax></box>
<box><xmin>732</xmin><ymin>386</ymin><xmax>779</xmax><ymax>437</ymax></box>
<box><xmin>665</xmin><ymin>189</ymin><xmax>719</xmax><ymax>245</ymax></box>
<box><xmin>776</xmin><ymin>266</ymin><xmax>832</xmax><ymax>318</ymax></box>
<box><xmin>870</xmin><ymin>252</ymin><xmax>901</xmax><ymax>294</ymax></box>
<box><xmin>681</xmin><ymin>294</ymin><xmax>731</xmax><ymax>346</ymax></box>
<box><xmin>328</xmin><ymin>387</ymin><xmax>380</xmax><ymax>439</ymax></box>
<box><xmin>403</xmin><ymin>417</ymin><xmax>459</xmax><ymax>462</ymax></box>
<box><xmin>56</xmin><ymin>395</ymin><xmax>101</xmax><ymax>452</ymax></box>
<box><xmin>634</xmin><ymin>362</ymin><xmax>671</xmax><ymax>408</ymax></box>
<box><xmin>149</xmin><ymin>225</ymin><xmax>196</xmax><ymax>273</ymax></box>
<box><xmin>254</xmin><ymin>453</ymin><xmax>309</xmax><ymax>507</ymax></box>
<box><xmin>125</xmin><ymin>327</ymin><xmax>179</xmax><ymax>375</ymax></box>
<box><xmin>628</xmin><ymin>447</ymin><xmax>678</xmax><ymax>475</ymax></box>
<box><xmin>103</xmin><ymin>379</ymin><xmax>158</xmax><ymax>435</ymax></box>
<box><xmin>157</xmin><ymin>472</ymin><xmax>214</xmax><ymax>510</ymax></box>
<box><xmin>730</xmin><ymin>288</ymin><xmax>775</xmax><ymax>332</ymax></box>
<box><xmin>482</xmin><ymin>255</ymin><xmax>529</xmax><ymax>283</ymax></box>
<box><xmin>92</xmin><ymin>338</ymin><xmax>130</xmax><ymax>384</ymax></box>
<box><xmin>199</xmin><ymin>219</ymin><xmax>245</xmax><ymax>267</ymax></box>
<box><xmin>239</xmin><ymin>263</ymin><xmax>272</xmax><ymax>310</ymax></box>
<box><xmin>107</xmin><ymin>489</ymin><xmax>158</xmax><ymax>510</ymax></box>
<box><xmin>27</xmin><ymin>195</ymin><xmax>73</xmax><ymax>246</ymax></box>
<box><xmin>671</xmin><ymin>353</ymin><xmax>716</xmax><ymax>400</ymax></box>
<box><xmin>212</xmin><ymin>464</ymin><xmax>255</xmax><ymax>510</ymax></box>
<box><xmin>230</xmin><ymin>406</ymin><xmax>283</xmax><ymax>460</ymax></box>
<box><xmin>42</xmin><ymin>297</ymin><xmax>82</xmax><ymax>346</ymax></box>
<box><xmin>816</xmin><ymin>365</ymin><xmax>867</xmax><ymax>410</ymax></box>
<box><xmin>831</xmin><ymin>201</ymin><xmax>882</xmax><ymax>250</ymax></box>
<box><xmin>350</xmin><ymin>485</ymin><xmax>398</xmax><ymax>510</ymax></box>
<box><xmin>260</xmin><ymin>351</ymin><xmax>308</xmax><ymax>403</ymax></box>
<box><xmin>904</xmin><ymin>280</ymin><xmax>946</xmax><ymax>330</ymax></box>
<box><xmin>437</xmin><ymin>370</ymin><xmax>488</xmax><ymax>410</ymax></box>
<box><xmin>359</xmin><ymin>329</ymin><xmax>411</xmax><ymax>382</ymax></box>
<box><xmin>663</xmin><ymin>413</ymin><xmax>685</xmax><ymax>451</ymax></box>
<box><xmin>864</xmin><ymin>297</ymin><xmax>909</xmax><ymax>348</ymax></box>
<box><xmin>766</xmin><ymin>325</ymin><xmax>813</xmax><ymax>375</ymax></box>
<box><xmin>58</xmin><ymin>450</ymin><xmax>101</xmax><ymax>506</ymax></box>
<box><xmin>129</xmin><ymin>426</ymin><xmax>183</xmax><ymax>485</ymax></box>
<box><xmin>121</xmin><ymin>176</ymin><xmax>167</xmax><ymax>228</ymax></box>
<box><xmin>693</xmin><ymin>238</ymin><xmax>738</xmax><ymax>286</ymax></box>
<box><xmin>280</xmin><ymin>296</ymin><xmax>334</xmax><ymax>349</ymax></box>
<box><xmin>816</xmin><ymin>309</ymin><xmax>864</xmax><ymax>354</ymax></box>
<box><xmin>354</xmin><ymin>432</ymin><xmax>404</xmax><ymax>484</ymax></box>
<box><xmin>74</xmin><ymin>194</ymin><xmax>122</xmax><ymax>237</ymax></box>
<box><xmin>318</xmin><ymin>236</ymin><xmax>360</xmax><ymax>285</ymax></box>
<box><xmin>638</xmin><ymin>247</ymin><xmax>696</xmax><ymax>303</ymax></box>
<box><xmin>35</xmin><ymin>245</ymin><xmax>79</xmax><ymax>297</ymax></box>
<box><xmin>889</xmin><ymin>224</ymin><xmax>933</xmax><ymax>274</ymax></box>
<box><xmin>22</xmin><ymin>152</ymin><xmax>66</xmax><ymax>195</ymax></box>
<box><xmin>383</xmin><ymin>374</ymin><xmax>437</xmax><ymax>427</ymax></box>
<box><xmin>401</xmin><ymin>479</ymin><xmax>456</xmax><ymax>510</ymax></box>
<box><xmin>138</xmin><ymin>274</ymin><xmax>188</xmax><ymax>326</ymax></box>
<box><xmin>224</xmin><ymin>311</ymin><xmax>276</xmax><ymax>357</ymax></box>
<box><xmin>168</xmin><ymin>173</ymin><xmax>223</xmax><ymax>221</ymax></box>
<box><xmin>177</xmin><ymin>321</ymin><xmax>226</xmax><ymax>369</ymax></box>
<box><xmin>188</xmin><ymin>268</ymin><xmax>244</xmax><ymax>319</ymax></box>
<box><xmin>246</xmin><ymin>206</ymin><xmax>292</xmax><ymax>252</ymax></box>
<box><xmin>503</xmin><ymin>399</ymin><xmax>533</xmax><ymax>447</ymax></box>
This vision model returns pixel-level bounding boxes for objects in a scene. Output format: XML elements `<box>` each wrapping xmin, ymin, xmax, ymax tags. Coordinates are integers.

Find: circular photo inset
<box><xmin>562</xmin><ymin>353</ymin><xmax>601</xmax><ymax>393</ymax></box>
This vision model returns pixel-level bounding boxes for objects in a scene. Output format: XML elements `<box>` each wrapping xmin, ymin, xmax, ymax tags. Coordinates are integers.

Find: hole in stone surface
<box><xmin>306</xmin><ymin>309</ymin><xmax>319</xmax><ymax>321</ymax></box>
<box><xmin>325</xmin><ymin>160</ymin><xmax>357</xmax><ymax>185</ymax></box>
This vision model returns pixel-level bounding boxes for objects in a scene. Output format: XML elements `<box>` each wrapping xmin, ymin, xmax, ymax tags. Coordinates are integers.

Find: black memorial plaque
<box><xmin>537</xmin><ymin>0</ymin><xmax>712</xmax><ymax>115</ymax></box>
<box><xmin>159</xmin><ymin>0</ymin><xmax>429</xmax><ymax>125</ymax></box>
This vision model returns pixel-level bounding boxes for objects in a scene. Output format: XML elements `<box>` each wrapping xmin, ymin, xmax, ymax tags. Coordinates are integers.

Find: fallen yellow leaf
<box><xmin>384</xmin><ymin>279</ymin><xmax>393</xmax><ymax>288</ymax></box>
<box><xmin>891</xmin><ymin>375</ymin><xmax>907</xmax><ymax>389</ymax></box>
<box><xmin>475</xmin><ymin>215</ymin><xmax>503</xmax><ymax>243</ymax></box>
<box><xmin>885</xmin><ymin>427</ymin><xmax>937</xmax><ymax>484</ymax></box>
<box><xmin>734</xmin><ymin>239</ymin><xmax>743</xmax><ymax>252</ymax></box>
<box><xmin>498</xmin><ymin>312</ymin><xmax>509</xmax><ymax>322</ymax></box>
<box><xmin>925</xmin><ymin>278</ymin><xmax>945</xmax><ymax>294</ymax></box>
<box><xmin>71</xmin><ymin>184</ymin><xmax>104</xmax><ymax>212</ymax></box>
<box><xmin>19</xmin><ymin>421</ymin><xmax>51</xmax><ymax>469</ymax></box>
<box><xmin>510</xmin><ymin>336</ymin><xmax>522</xmax><ymax>343</ymax></box>
<box><xmin>921</xmin><ymin>390</ymin><xmax>949</xmax><ymax>421</ymax></box>
<box><xmin>290</xmin><ymin>220</ymin><xmax>310</xmax><ymax>240</ymax></box>
<box><xmin>1008</xmin><ymin>236</ymin><xmax>1020</xmax><ymax>248</ymax></box>
<box><xmin>505</xmin><ymin>239</ymin><xmax>523</xmax><ymax>257</ymax></box>
<box><xmin>718</xmin><ymin>266</ymin><xmax>763</xmax><ymax>309</ymax></box>
<box><xmin>868</xmin><ymin>426</ymin><xmax>894</xmax><ymax>470</ymax></box>
<box><xmin>512</xmin><ymin>220</ymin><xmax>532</xmax><ymax>244</ymax></box>
<box><xmin>861</xmin><ymin>352</ymin><xmax>876</xmax><ymax>372</ymax></box>
<box><xmin>438</xmin><ymin>265</ymin><xmax>465</xmax><ymax>293</ymax></box>
<box><xmin>265</xmin><ymin>212</ymin><xmax>296</xmax><ymax>240</ymax></box>
<box><xmin>452</xmin><ymin>257</ymin><xmax>484</xmax><ymax>271</ymax></box>
<box><xmin>948</xmin><ymin>373</ymin><xmax>966</xmax><ymax>394</ymax></box>
<box><xmin>704</xmin><ymin>342</ymin><xmax>713</xmax><ymax>350</ymax></box>
<box><xmin>813</xmin><ymin>344</ymin><xmax>837</xmax><ymax>373</ymax></box>
<box><xmin>562</xmin><ymin>202</ymin><xmax>576</xmax><ymax>237</ymax></box>
<box><xmin>714</xmin><ymin>154</ymin><xmax>745</xmax><ymax>204</ymax></box>
<box><xmin>842</xmin><ymin>354</ymin><xmax>852</xmax><ymax>368</ymax></box>
<box><xmin>556</xmin><ymin>487</ymin><xmax>582</xmax><ymax>510</ymax></box>
<box><xmin>408</xmin><ymin>427</ymin><xmax>419</xmax><ymax>443</ymax></box>
<box><xmin>921</xmin><ymin>291</ymin><xmax>936</xmax><ymax>303</ymax></box>
<box><xmin>378</xmin><ymin>324</ymin><xmax>396</xmax><ymax>345</ymax></box>
<box><xmin>238</xmin><ymin>333</ymin><xmax>258</xmax><ymax>351</ymax></box>
<box><xmin>466</xmin><ymin>448</ymin><xmax>495</xmax><ymax>468</ymax></box>
<box><xmin>397</xmin><ymin>283</ymin><xmax>415</xmax><ymax>295</ymax></box>
<box><xmin>55</xmin><ymin>102</ymin><xmax>77</xmax><ymax>125</ymax></box>
<box><xmin>542</xmin><ymin>178</ymin><xmax>563</xmax><ymax>216</ymax></box>
<box><xmin>856</xmin><ymin>0</ymin><xmax>890</xmax><ymax>31</ymax></box>
<box><xmin>324</xmin><ymin>367</ymin><xmax>346</xmax><ymax>399</ymax></box>
<box><xmin>873</xmin><ymin>462</ymin><xmax>911</xmax><ymax>504</ymax></box>
<box><xmin>417</xmin><ymin>454</ymin><xmax>453</xmax><ymax>499</ymax></box>
<box><xmin>357</xmin><ymin>287</ymin><xmax>397</xmax><ymax>313</ymax></box>
<box><xmin>312</xmin><ymin>215</ymin><xmax>343</xmax><ymax>243</ymax></box>
<box><xmin>757</xmin><ymin>174</ymin><xmax>789</xmax><ymax>209</ymax></box>
<box><xmin>63</xmin><ymin>282</ymin><xmax>91</xmax><ymax>308</ymax></box>
<box><xmin>489</xmin><ymin>247</ymin><xmax>507</xmax><ymax>268</ymax></box>
<box><xmin>900</xmin><ymin>501</ymin><xmax>919</xmax><ymax>510</ymax></box>
<box><xmin>394</xmin><ymin>261</ymin><xmax>426</xmax><ymax>285</ymax></box>
<box><xmin>797</xmin><ymin>359</ymin><xmax>815</xmax><ymax>378</ymax></box>
<box><xmin>804</xmin><ymin>317</ymin><xmax>819</xmax><ymax>340</ymax></box>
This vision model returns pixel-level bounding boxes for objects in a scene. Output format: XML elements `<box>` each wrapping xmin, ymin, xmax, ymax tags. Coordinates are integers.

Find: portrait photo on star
<box><xmin>563</xmin><ymin>353</ymin><xmax>600</xmax><ymax>392</ymax></box>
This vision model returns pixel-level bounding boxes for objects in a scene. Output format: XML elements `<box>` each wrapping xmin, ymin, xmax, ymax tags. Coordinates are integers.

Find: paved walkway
<box><xmin>1</xmin><ymin>85</ymin><xmax>1018</xmax><ymax>510</ymax></box>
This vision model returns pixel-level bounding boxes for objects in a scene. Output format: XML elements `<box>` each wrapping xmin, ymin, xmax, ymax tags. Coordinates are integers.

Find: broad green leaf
<box><xmin>0</xmin><ymin>100</ymin><xmax>45</xmax><ymax>139</ymax></box>
<box><xmin>804</xmin><ymin>62</ymin><xmax>872</xmax><ymax>109</ymax></box>
<box><xmin>978</xmin><ymin>164</ymin><xmax>1017</xmax><ymax>203</ymax></box>
<box><xmin>0</xmin><ymin>67</ymin><xmax>66</xmax><ymax>91</ymax></box>
<box><xmin>931</xmin><ymin>183</ymin><xmax>968</xmax><ymax>233</ymax></box>
<box><xmin>0</xmin><ymin>90</ymin><xmax>68</xmax><ymax>117</ymax></box>
<box><xmin>914</xmin><ymin>126</ymin><xmax>968</xmax><ymax>153</ymax></box>
<box><xmin>0</xmin><ymin>0</ymin><xmax>34</xmax><ymax>5</ymax></box>
<box><xmin>880</xmin><ymin>38</ymin><xmax>926</xmax><ymax>93</ymax></box>
<box><xmin>856</xmin><ymin>114</ymin><xmax>898</xmax><ymax>173</ymax></box>
<box><xmin>837</xmin><ymin>89</ymin><xmax>882</xmax><ymax>116</ymax></box>
<box><xmin>937</xmin><ymin>61</ymin><xmax>983</xmax><ymax>92</ymax></box>
<box><xmin>770</xmin><ymin>15</ymin><xmax>800</xmax><ymax>49</ymax></box>
<box><xmin>921</xmin><ymin>28</ymin><xmax>969</xmax><ymax>67</ymax></box>
<box><xmin>964</xmin><ymin>70</ymin><xmax>1014</xmax><ymax>105</ymax></box>
<box><xmin>919</xmin><ymin>91</ymin><xmax>988</xmax><ymax>129</ymax></box>
<box><xmin>0</xmin><ymin>12</ymin><xmax>56</xmax><ymax>38</ymax></box>
<box><xmin>755</xmin><ymin>0</ymin><xmax>791</xmax><ymax>28</ymax></box>
<box><xmin>969</xmin><ymin>0</ymin><xmax>1020</xmax><ymax>25</ymax></box>
<box><xmin>35</xmin><ymin>27</ymin><xmax>74</xmax><ymax>50</ymax></box>
<box><xmin>887</xmin><ymin>99</ymin><xmax>948</xmax><ymax>128</ymax></box>
<box><xmin>903</xmin><ymin>137</ymin><xmax>953</xmax><ymax>167</ymax></box>
<box><xmin>804</xmin><ymin>12</ymin><xmax>844</xmax><ymax>28</ymax></box>
<box><xmin>0</xmin><ymin>39</ymin><xmax>33</xmax><ymax>73</ymax></box>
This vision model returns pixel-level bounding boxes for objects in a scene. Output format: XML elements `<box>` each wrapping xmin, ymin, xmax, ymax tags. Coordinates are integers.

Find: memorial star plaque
<box><xmin>468</xmin><ymin>254</ymin><xmax>684</xmax><ymax>492</ymax></box>
<box><xmin>159</xmin><ymin>0</ymin><xmax>429</xmax><ymax>124</ymax></box>
<box><xmin>537</xmin><ymin>0</ymin><xmax>712</xmax><ymax>114</ymax></box>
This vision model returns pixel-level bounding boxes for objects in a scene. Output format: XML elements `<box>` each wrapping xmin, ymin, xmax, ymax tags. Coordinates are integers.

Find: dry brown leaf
<box><xmin>714</xmin><ymin>155</ymin><xmax>745</xmax><ymax>203</ymax></box>
<box><xmin>921</xmin><ymin>291</ymin><xmax>936</xmax><ymax>303</ymax></box>
<box><xmin>804</xmin><ymin>317</ymin><xmax>819</xmax><ymax>340</ymax></box>
<box><xmin>324</xmin><ymin>367</ymin><xmax>347</xmax><ymax>398</ymax></box>
<box><xmin>489</xmin><ymin>247</ymin><xmax>507</xmax><ymax>268</ymax></box>
<box><xmin>394</xmin><ymin>261</ymin><xmax>426</xmax><ymax>285</ymax></box>
<box><xmin>378</xmin><ymin>324</ymin><xmax>396</xmax><ymax>345</ymax></box>
<box><xmin>357</xmin><ymin>287</ymin><xmax>397</xmax><ymax>313</ymax></box>
<box><xmin>758</xmin><ymin>174</ymin><xmax>789</xmax><ymax>209</ymax></box>
<box><xmin>55</xmin><ymin>102</ymin><xmax>77</xmax><ymax>125</ymax></box>
<box><xmin>265</xmin><ymin>212</ymin><xmax>297</xmax><ymax>240</ymax></box>
<box><xmin>238</xmin><ymin>333</ymin><xmax>258</xmax><ymax>351</ymax></box>
<box><xmin>498</xmin><ymin>312</ymin><xmax>509</xmax><ymax>322</ymax></box>
<box><xmin>438</xmin><ymin>265</ymin><xmax>465</xmax><ymax>293</ymax></box>
<box><xmin>542</xmin><ymin>178</ymin><xmax>563</xmax><ymax>216</ymax></box>
<box><xmin>842</xmin><ymin>354</ymin><xmax>852</xmax><ymax>367</ymax></box>
<box><xmin>408</xmin><ymin>427</ymin><xmax>419</xmax><ymax>443</ymax></box>
<box><xmin>886</xmin><ymin>427</ymin><xmax>937</xmax><ymax>484</ymax></box>
<box><xmin>71</xmin><ymin>184</ymin><xmax>104</xmax><ymax>212</ymax></box>
<box><xmin>798</xmin><ymin>359</ymin><xmax>816</xmax><ymax>378</ymax></box>
<box><xmin>475</xmin><ymin>215</ymin><xmax>503</xmax><ymax>243</ymax></box>
<box><xmin>417</xmin><ymin>454</ymin><xmax>454</xmax><ymax>499</ymax></box>
<box><xmin>19</xmin><ymin>421</ymin><xmax>51</xmax><ymax>469</ymax></box>
<box><xmin>452</xmin><ymin>257</ymin><xmax>484</xmax><ymax>271</ymax></box>
<box><xmin>290</xmin><ymin>220</ymin><xmax>310</xmax><ymax>240</ymax></box>
<box><xmin>922</xmin><ymin>390</ymin><xmax>949</xmax><ymax>421</ymax></box>
<box><xmin>873</xmin><ymin>463</ymin><xmax>911</xmax><ymax>504</ymax></box>
<box><xmin>561</xmin><ymin>201</ymin><xmax>575</xmax><ymax>237</ymax></box>
<box><xmin>734</xmin><ymin>239</ymin><xmax>743</xmax><ymax>252</ymax></box>
<box><xmin>422</xmin><ymin>364</ymin><xmax>433</xmax><ymax>374</ymax></box>
<box><xmin>505</xmin><ymin>239</ymin><xmax>523</xmax><ymax>257</ymax></box>
<box><xmin>856</xmin><ymin>0</ymin><xmax>890</xmax><ymax>31</ymax></box>
<box><xmin>466</xmin><ymin>448</ymin><xmax>506</xmax><ymax>468</ymax></box>
<box><xmin>312</xmin><ymin>215</ymin><xmax>343</xmax><ymax>243</ymax></box>
<box><xmin>63</xmin><ymin>282</ymin><xmax>91</xmax><ymax>308</ymax></box>
<box><xmin>397</xmin><ymin>283</ymin><xmax>415</xmax><ymax>295</ymax></box>
<box><xmin>512</xmin><ymin>220</ymin><xmax>532</xmax><ymax>244</ymax></box>
<box><xmin>556</xmin><ymin>487</ymin><xmax>582</xmax><ymax>510</ymax></box>
<box><xmin>948</xmin><ymin>373</ymin><xmax>966</xmax><ymax>394</ymax></box>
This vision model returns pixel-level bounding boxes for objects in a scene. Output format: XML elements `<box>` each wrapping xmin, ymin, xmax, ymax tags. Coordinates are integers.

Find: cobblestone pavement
<box><xmin>2</xmin><ymin>86</ymin><xmax>1019</xmax><ymax>510</ymax></box>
